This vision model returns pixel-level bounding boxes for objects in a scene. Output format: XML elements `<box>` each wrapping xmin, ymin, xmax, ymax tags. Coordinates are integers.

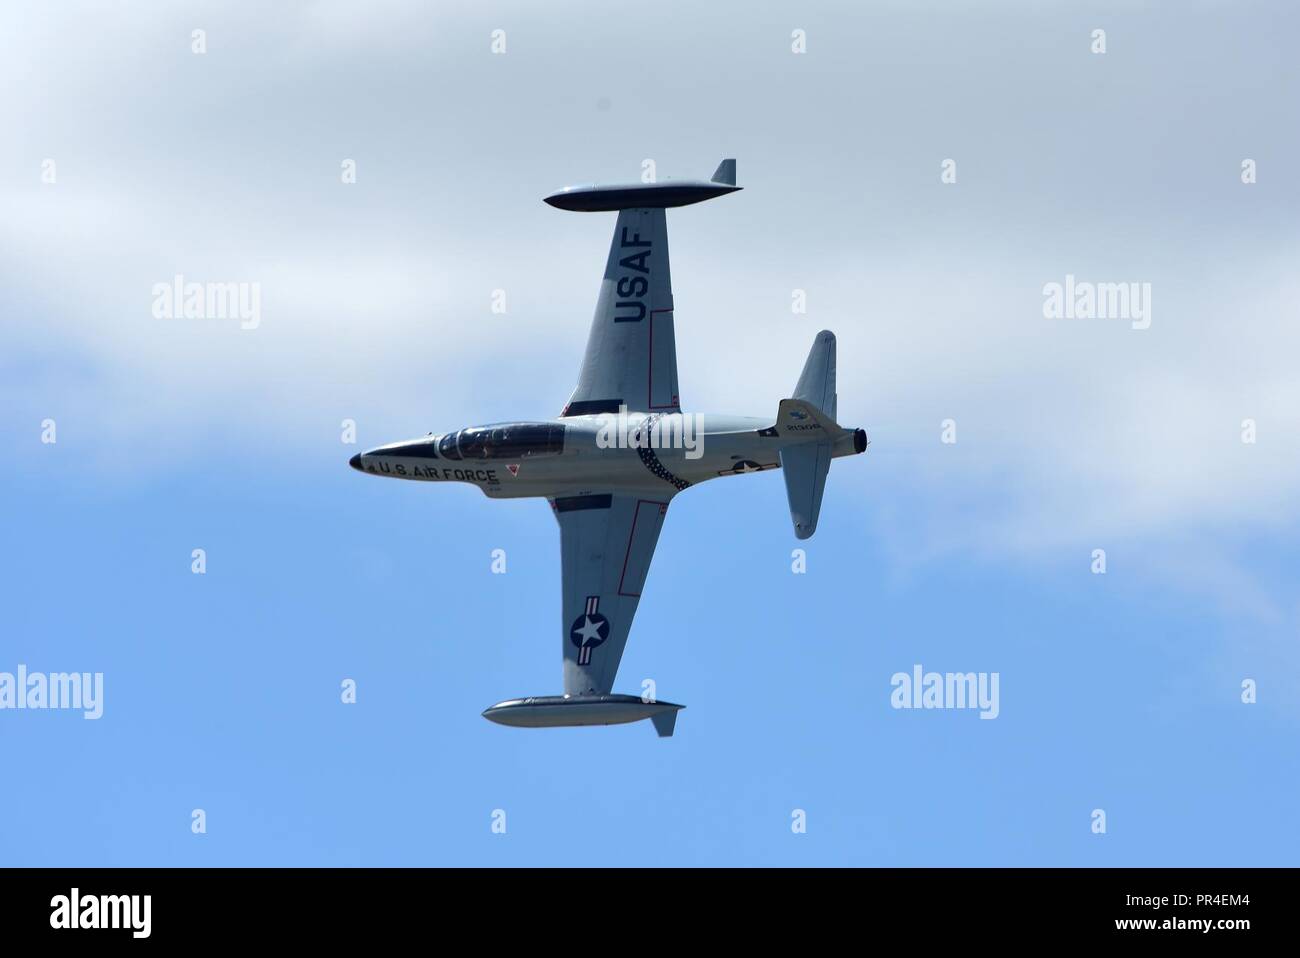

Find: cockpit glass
<box><xmin>437</xmin><ymin>423</ymin><xmax>564</xmax><ymax>461</ymax></box>
<box><xmin>502</xmin><ymin>423</ymin><xmax>565</xmax><ymax>459</ymax></box>
<box><xmin>457</xmin><ymin>427</ymin><xmax>490</xmax><ymax>459</ymax></box>
<box><xmin>437</xmin><ymin>432</ymin><xmax>462</xmax><ymax>460</ymax></box>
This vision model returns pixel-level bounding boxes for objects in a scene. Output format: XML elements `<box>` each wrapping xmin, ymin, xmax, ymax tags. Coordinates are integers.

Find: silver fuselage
<box><xmin>351</xmin><ymin>412</ymin><xmax>864</xmax><ymax>499</ymax></box>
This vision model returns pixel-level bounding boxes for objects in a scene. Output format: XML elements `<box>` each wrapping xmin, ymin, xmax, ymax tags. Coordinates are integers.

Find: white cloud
<box><xmin>3</xmin><ymin>0</ymin><xmax>1298</xmax><ymax>593</ymax></box>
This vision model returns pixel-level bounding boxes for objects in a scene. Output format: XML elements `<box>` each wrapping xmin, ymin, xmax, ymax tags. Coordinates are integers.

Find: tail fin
<box><xmin>711</xmin><ymin>158</ymin><xmax>737</xmax><ymax>186</ymax></box>
<box><xmin>778</xmin><ymin>332</ymin><xmax>843</xmax><ymax>540</ymax></box>
<box><xmin>793</xmin><ymin>329</ymin><xmax>836</xmax><ymax>420</ymax></box>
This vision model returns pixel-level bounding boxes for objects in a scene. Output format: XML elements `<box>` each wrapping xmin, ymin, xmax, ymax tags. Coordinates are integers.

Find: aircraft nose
<box><xmin>349</xmin><ymin>453</ymin><xmax>363</xmax><ymax>471</ymax></box>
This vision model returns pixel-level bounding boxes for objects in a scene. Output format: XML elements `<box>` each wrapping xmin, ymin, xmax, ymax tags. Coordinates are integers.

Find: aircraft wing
<box><xmin>561</xmin><ymin>208</ymin><xmax>680</xmax><ymax>416</ymax></box>
<box><xmin>552</xmin><ymin>492</ymin><xmax>672</xmax><ymax>695</ymax></box>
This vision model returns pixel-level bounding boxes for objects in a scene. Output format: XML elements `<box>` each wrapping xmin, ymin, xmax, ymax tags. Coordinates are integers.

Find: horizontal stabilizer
<box><xmin>771</xmin><ymin>329</ymin><xmax>865</xmax><ymax>539</ymax></box>
<box><xmin>793</xmin><ymin>330</ymin><xmax>837</xmax><ymax>420</ymax></box>
<box><xmin>779</xmin><ymin>440</ymin><xmax>831</xmax><ymax>540</ymax></box>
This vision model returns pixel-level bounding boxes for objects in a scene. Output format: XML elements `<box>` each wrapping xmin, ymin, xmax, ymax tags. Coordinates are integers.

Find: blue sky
<box><xmin>3</xmin><ymin>1</ymin><xmax>1298</xmax><ymax>866</ymax></box>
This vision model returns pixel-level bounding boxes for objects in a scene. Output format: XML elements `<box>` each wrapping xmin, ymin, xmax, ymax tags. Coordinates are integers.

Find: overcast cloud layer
<box><xmin>4</xmin><ymin>0</ymin><xmax>1298</xmax><ymax>599</ymax></box>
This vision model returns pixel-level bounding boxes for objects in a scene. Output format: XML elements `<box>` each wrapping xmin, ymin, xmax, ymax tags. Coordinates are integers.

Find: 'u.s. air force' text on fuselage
<box><xmin>362</xmin><ymin>461</ymin><xmax>500</xmax><ymax>483</ymax></box>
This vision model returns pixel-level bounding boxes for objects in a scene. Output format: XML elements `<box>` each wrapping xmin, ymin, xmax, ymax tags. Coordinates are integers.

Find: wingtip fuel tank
<box><xmin>544</xmin><ymin>158</ymin><xmax>740</xmax><ymax>212</ymax></box>
<box><xmin>482</xmin><ymin>694</ymin><xmax>684</xmax><ymax>736</ymax></box>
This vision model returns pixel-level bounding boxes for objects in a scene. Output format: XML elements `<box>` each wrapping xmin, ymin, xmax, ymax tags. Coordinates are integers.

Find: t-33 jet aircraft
<box><xmin>350</xmin><ymin>159</ymin><xmax>868</xmax><ymax>735</ymax></box>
